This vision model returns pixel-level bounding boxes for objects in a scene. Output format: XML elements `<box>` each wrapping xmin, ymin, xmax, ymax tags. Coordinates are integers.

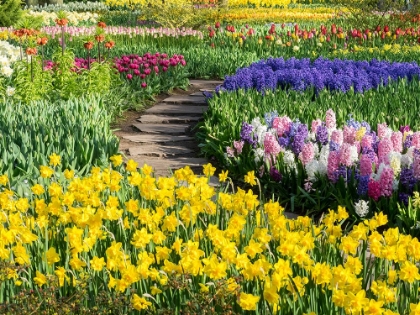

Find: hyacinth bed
<box><xmin>225</xmin><ymin>109</ymin><xmax>420</xmax><ymax>232</ymax></box>
<box><xmin>217</xmin><ymin>57</ymin><xmax>420</xmax><ymax>94</ymax></box>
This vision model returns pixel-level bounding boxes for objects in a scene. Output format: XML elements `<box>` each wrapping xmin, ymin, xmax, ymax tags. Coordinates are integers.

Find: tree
<box><xmin>0</xmin><ymin>0</ymin><xmax>23</xmax><ymax>27</ymax></box>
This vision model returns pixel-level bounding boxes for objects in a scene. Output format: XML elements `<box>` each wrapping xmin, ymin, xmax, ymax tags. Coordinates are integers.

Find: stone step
<box><xmin>190</xmin><ymin>79</ymin><xmax>223</xmax><ymax>86</ymax></box>
<box><xmin>137</xmin><ymin>115</ymin><xmax>202</xmax><ymax>124</ymax></box>
<box><xmin>123</xmin><ymin>134</ymin><xmax>195</xmax><ymax>144</ymax></box>
<box><xmin>199</xmin><ymin>88</ymin><xmax>215</xmax><ymax>92</ymax></box>
<box><xmin>190</xmin><ymin>92</ymin><xmax>205</xmax><ymax>96</ymax></box>
<box><xmin>144</xmin><ymin>104</ymin><xmax>208</xmax><ymax>115</ymax></box>
<box><xmin>131</xmin><ymin>157</ymin><xmax>209</xmax><ymax>174</ymax></box>
<box><xmin>162</xmin><ymin>95</ymin><xmax>206</xmax><ymax>104</ymax></box>
<box><xmin>132</xmin><ymin>123</ymin><xmax>190</xmax><ymax>135</ymax></box>
<box><xmin>128</xmin><ymin>144</ymin><xmax>195</xmax><ymax>157</ymax></box>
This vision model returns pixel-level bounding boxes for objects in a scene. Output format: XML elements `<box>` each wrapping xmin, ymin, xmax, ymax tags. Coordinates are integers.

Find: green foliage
<box><xmin>140</xmin><ymin>1</ymin><xmax>227</xmax><ymax>29</ymax></box>
<box><xmin>13</xmin><ymin>56</ymin><xmax>53</xmax><ymax>103</ymax></box>
<box><xmin>51</xmin><ymin>50</ymin><xmax>79</xmax><ymax>99</ymax></box>
<box><xmin>14</xmin><ymin>12</ymin><xmax>44</xmax><ymax>29</ymax></box>
<box><xmin>0</xmin><ymin>0</ymin><xmax>23</xmax><ymax>27</ymax></box>
<box><xmin>0</xmin><ymin>95</ymin><xmax>119</xmax><ymax>184</ymax></box>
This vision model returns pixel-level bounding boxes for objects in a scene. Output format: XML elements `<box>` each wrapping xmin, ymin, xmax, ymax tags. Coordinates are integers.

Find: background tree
<box><xmin>0</xmin><ymin>0</ymin><xmax>23</xmax><ymax>27</ymax></box>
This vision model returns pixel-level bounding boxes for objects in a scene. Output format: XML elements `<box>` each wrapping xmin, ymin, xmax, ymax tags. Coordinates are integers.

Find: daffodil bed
<box><xmin>1</xmin><ymin>157</ymin><xmax>420</xmax><ymax>315</ymax></box>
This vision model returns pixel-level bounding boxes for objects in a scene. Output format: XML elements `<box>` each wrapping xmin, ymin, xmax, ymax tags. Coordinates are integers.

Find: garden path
<box><xmin>118</xmin><ymin>79</ymin><xmax>222</xmax><ymax>179</ymax></box>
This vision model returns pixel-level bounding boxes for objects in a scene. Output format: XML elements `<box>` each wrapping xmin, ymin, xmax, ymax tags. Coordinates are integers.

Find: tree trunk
<box><xmin>48</xmin><ymin>0</ymin><xmax>63</xmax><ymax>4</ymax></box>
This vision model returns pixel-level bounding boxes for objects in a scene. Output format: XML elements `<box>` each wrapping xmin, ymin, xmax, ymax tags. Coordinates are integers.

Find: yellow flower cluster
<box><xmin>224</xmin><ymin>0</ymin><xmax>292</xmax><ymax>7</ymax></box>
<box><xmin>333</xmin><ymin>43</ymin><xmax>420</xmax><ymax>56</ymax></box>
<box><xmin>219</xmin><ymin>7</ymin><xmax>336</xmax><ymax>23</ymax></box>
<box><xmin>1</xmin><ymin>155</ymin><xmax>420</xmax><ymax>313</ymax></box>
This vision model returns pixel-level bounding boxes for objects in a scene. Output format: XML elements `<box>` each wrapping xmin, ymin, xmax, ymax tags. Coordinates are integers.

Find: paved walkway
<box><xmin>120</xmin><ymin>79</ymin><xmax>222</xmax><ymax>178</ymax></box>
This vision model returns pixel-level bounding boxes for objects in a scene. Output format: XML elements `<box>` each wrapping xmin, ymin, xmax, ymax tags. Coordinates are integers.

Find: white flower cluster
<box><xmin>354</xmin><ymin>200</ymin><xmax>369</xmax><ymax>217</ymax></box>
<box><xmin>27</xmin><ymin>10</ymin><xmax>99</xmax><ymax>26</ymax></box>
<box><xmin>0</xmin><ymin>41</ymin><xmax>20</xmax><ymax>78</ymax></box>
<box><xmin>27</xmin><ymin>1</ymin><xmax>109</xmax><ymax>12</ymax></box>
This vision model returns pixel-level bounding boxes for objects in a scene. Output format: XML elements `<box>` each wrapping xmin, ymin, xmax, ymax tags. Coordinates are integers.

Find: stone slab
<box><xmin>144</xmin><ymin>104</ymin><xmax>208</xmax><ymax>115</ymax></box>
<box><xmin>190</xmin><ymin>92</ymin><xmax>205</xmax><ymax>96</ymax></box>
<box><xmin>132</xmin><ymin>123</ymin><xmax>189</xmax><ymax>135</ymax></box>
<box><xmin>123</xmin><ymin>134</ymin><xmax>194</xmax><ymax>143</ymax></box>
<box><xmin>199</xmin><ymin>88</ymin><xmax>215</xmax><ymax>92</ymax></box>
<box><xmin>137</xmin><ymin>115</ymin><xmax>201</xmax><ymax>124</ymax></box>
<box><xmin>162</xmin><ymin>95</ymin><xmax>207</xmax><ymax>104</ymax></box>
<box><xmin>189</xmin><ymin>79</ymin><xmax>223</xmax><ymax>86</ymax></box>
<box><xmin>128</xmin><ymin>145</ymin><xmax>195</xmax><ymax>157</ymax></box>
<box><xmin>132</xmin><ymin>157</ymin><xmax>209</xmax><ymax>173</ymax></box>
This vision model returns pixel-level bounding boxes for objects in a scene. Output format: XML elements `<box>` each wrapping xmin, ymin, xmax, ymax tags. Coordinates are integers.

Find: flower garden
<box><xmin>2</xmin><ymin>0</ymin><xmax>420</xmax><ymax>314</ymax></box>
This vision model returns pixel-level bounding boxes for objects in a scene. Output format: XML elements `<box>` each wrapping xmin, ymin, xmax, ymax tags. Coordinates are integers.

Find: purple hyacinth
<box><xmin>399</xmin><ymin>193</ymin><xmax>410</xmax><ymax>206</ymax></box>
<box><xmin>357</xmin><ymin>175</ymin><xmax>369</xmax><ymax>196</ymax></box>
<box><xmin>404</xmin><ymin>135</ymin><xmax>413</xmax><ymax>149</ymax></box>
<box><xmin>400</xmin><ymin>167</ymin><xmax>417</xmax><ymax>190</ymax></box>
<box><xmin>316</xmin><ymin>125</ymin><xmax>329</xmax><ymax>145</ymax></box>
<box><xmin>270</xmin><ymin>166</ymin><xmax>282</xmax><ymax>182</ymax></box>
<box><xmin>329</xmin><ymin>141</ymin><xmax>340</xmax><ymax>152</ymax></box>
<box><xmin>291</xmin><ymin>124</ymin><xmax>308</xmax><ymax>155</ymax></box>
<box><xmin>218</xmin><ymin>56</ymin><xmax>420</xmax><ymax>95</ymax></box>
<box><xmin>278</xmin><ymin>136</ymin><xmax>290</xmax><ymax>148</ymax></box>
<box><xmin>240</xmin><ymin>122</ymin><xmax>256</xmax><ymax>146</ymax></box>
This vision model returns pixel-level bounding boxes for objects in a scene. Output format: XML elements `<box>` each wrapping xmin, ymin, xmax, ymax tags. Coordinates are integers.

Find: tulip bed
<box><xmin>3</xmin><ymin>1</ymin><xmax>420</xmax><ymax>314</ymax></box>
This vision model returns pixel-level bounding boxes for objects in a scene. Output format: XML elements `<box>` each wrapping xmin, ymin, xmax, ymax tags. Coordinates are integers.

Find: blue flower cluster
<box><xmin>217</xmin><ymin>57</ymin><xmax>420</xmax><ymax>94</ymax></box>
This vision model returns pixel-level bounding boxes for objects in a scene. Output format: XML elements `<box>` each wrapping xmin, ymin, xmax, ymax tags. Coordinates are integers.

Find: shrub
<box><xmin>0</xmin><ymin>0</ymin><xmax>23</xmax><ymax>27</ymax></box>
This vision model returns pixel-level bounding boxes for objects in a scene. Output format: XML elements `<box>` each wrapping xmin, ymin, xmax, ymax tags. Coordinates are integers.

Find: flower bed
<box><xmin>1</xmin><ymin>161</ymin><xmax>420</xmax><ymax>314</ymax></box>
<box><xmin>226</xmin><ymin>110</ymin><xmax>420</xmax><ymax>232</ymax></box>
<box><xmin>217</xmin><ymin>57</ymin><xmax>420</xmax><ymax>93</ymax></box>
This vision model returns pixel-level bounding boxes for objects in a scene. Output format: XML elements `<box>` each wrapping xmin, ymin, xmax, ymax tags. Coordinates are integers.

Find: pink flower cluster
<box><xmin>230</xmin><ymin>109</ymin><xmax>420</xmax><ymax>204</ymax></box>
<box><xmin>115</xmin><ymin>53</ymin><xmax>186</xmax><ymax>85</ymax></box>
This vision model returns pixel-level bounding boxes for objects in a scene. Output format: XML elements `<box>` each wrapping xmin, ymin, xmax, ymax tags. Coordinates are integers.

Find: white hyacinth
<box><xmin>305</xmin><ymin>160</ymin><xmax>320</xmax><ymax>182</ymax></box>
<box><xmin>354</xmin><ymin>200</ymin><xmax>369</xmax><ymax>218</ymax></box>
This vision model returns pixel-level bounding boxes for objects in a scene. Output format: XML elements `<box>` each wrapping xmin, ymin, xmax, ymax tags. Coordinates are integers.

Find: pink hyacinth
<box><xmin>325</xmin><ymin>109</ymin><xmax>336</xmax><ymax>130</ymax></box>
<box><xmin>377</xmin><ymin>122</ymin><xmax>388</xmax><ymax>139</ymax></box>
<box><xmin>226</xmin><ymin>146</ymin><xmax>235</xmax><ymax>158</ymax></box>
<box><xmin>360</xmin><ymin>154</ymin><xmax>373</xmax><ymax>176</ymax></box>
<box><xmin>263</xmin><ymin>133</ymin><xmax>281</xmax><ymax>156</ymax></box>
<box><xmin>300</xmin><ymin>142</ymin><xmax>315</xmax><ymax>165</ymax></box>
<box><xmin>327</xmin><ymin>151</ymin><xmax>340</xmax><ymax>181</ymax></box>
<box><xmin>339</xmin><ymin>143</ymin><xmax>354</xmax><ymax>167</ymax></box>
<box><xmin>343</xmin><ymin>126</ymin><xmax>356</xmax><ymax>145</ymax></box>
<box><xmin>414</xmin><ymin>153</ymin><xmax>420</xmax><ymax>180</ymax></box>
<box><xmin>331</xmin><ymin>129</ymin><xmax>343</xmax><ymax>145</ymax></box>
<box><xmin>391</xmin><ymin>131</ymin><xmax>403</xmax><ymax>153</ymax></box>
<box><xmin>361</xmin><ymin>134</ymin><xmax>373</xmax><ymax>149</ymax></box>
<box><xmin>412</xmin><ymin>132</ymin><xmax>420</xmax><ymax>149</ymax></box>
<box><xmin>368</xmin><ymin>179</ymin><xmax>381</xmax><ymax>201</ymax></box>
<box><xmin>379</xmin><ymin>166</ymin><xmax>394</xmax><ymax>197</ymax></box>
<box><xmin>378</xmin><ymin>138</ymin><xmax>393</xmax><ymax>164</ymax></box>
<box><xmin>311</xmin><ymin>119</ymin><xmax>322</xmax><ymax>133</ymax></box>
<box><xmin>272</xmin><ymin>116</ymin><xmax>291</xmax><ymax>137</ymax></box>
<box><xmin>234</xmin><ymin>140</ymin><xmax>245</xmax><ymax>155</ymax></box>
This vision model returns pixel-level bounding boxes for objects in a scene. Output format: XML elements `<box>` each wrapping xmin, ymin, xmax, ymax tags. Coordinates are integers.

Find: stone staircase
<box><xmin>119</xmin><ymin>79</ymin><xmax>223</xmax><ymax>177</ymax></box>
